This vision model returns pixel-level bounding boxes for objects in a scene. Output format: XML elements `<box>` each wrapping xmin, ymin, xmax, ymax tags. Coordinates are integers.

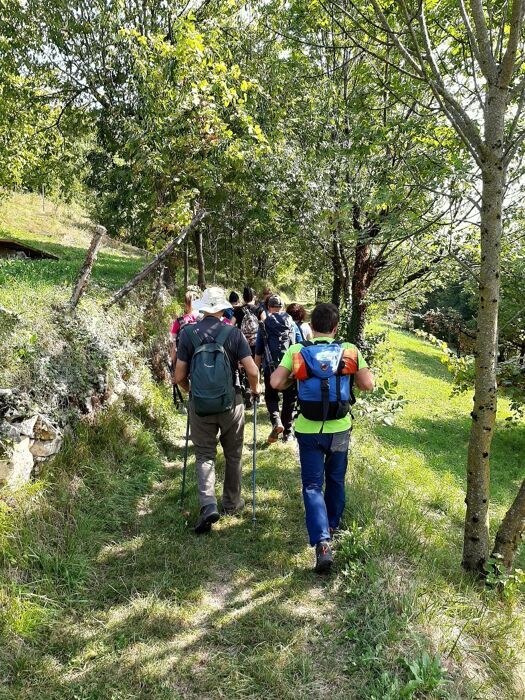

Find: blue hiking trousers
<box><xmin>296</xmin><ymin>430</ymin><xmax>351</xmax><ymax>546</ymax></box>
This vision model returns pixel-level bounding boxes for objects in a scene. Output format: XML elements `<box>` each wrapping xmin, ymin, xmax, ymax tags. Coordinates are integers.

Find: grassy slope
<box><xmin>0</xmin><ymin>193</ymin><xmax>150</xmax><ymax>400</ymax></box>
<box><xmin>1</xmin><ymin>330</ymin><xmax>523</xmax><ymax>699</ymax></box>
<box><xmin>1</xmin><ymin>194</ymin><xmax>524</xmax><ymax>699</ymax></box>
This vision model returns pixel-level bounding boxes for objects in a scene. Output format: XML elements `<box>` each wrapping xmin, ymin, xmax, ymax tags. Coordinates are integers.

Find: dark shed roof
<box><xmin>0</xmin><ymin>240</ymin><xmax>59</xmax><ymax>260</ymax></box>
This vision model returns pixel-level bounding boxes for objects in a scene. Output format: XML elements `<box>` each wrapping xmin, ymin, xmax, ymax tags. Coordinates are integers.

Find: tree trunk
<box><xmin>491</xmin><ymin>478</ymin><xmax>525</xmax><ymax>570</ymax></box>
<box><xmin>68</xmin><ymin>225</ymin><xmax>106</xmax><ymax>311</ymax></box>
<box><xmin>239</xmin><ymin>228</ymin><xmax>246</xmax><ymax>282</ymax></box>
<box><xmin>331</xmin><ymin>236</ymin><xmax>349</xmax><ymax>307</ymax></box>
<box><xmin>105</xmin><ymin>209</ymin><xmax>206</xmax><ymax>308</ymax></box>
<box><xmin>349</xmin><ymin>234</ymin><xmax>376</xmax><ymax>346</ymax></box>
<box><xmin>212</xmin><ymin>232</ymin><xmax>218</xmax><ymax>284</ymax></box>
<box><xmin>183</xmin><ymin>238</ymin><xmax>189</xmax><ymax>290</ymax></box>
<box><xmin>462</xmin><ymin>88</ymin><xmax>505</xmax><ymax>574</ymax></box>
<box><xmin>193</xmin><ymin>227</ymin><xmax>206</xmax><ymax>290</ymax></box>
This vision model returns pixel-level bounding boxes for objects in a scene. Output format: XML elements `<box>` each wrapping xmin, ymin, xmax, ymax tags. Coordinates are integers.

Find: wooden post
<box><xmin>105</xmin><ymin>209</ymin><xmax>206</xmax><ymax>309</ymax></box>
<box><xmin>68</xmin><ymin>225</ymin><xmax>106</xmax><ymax>311</ymax></box>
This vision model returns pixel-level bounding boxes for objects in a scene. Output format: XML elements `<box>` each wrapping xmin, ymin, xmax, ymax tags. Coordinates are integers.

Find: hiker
<box><xmin>287</xmin><ymin>303</ymin><xmax>313</xmax><ymax>342</ymax></box>
<box><xmin>223</xmin><ymin>291</ymin><xmax>239</xmax><ymax>325</ymax></box>
<box><xmin>170</xmin><ymin>290</ymin><xmax>198</xmax><ymax>371</ymax></box>
<box><xmin>256</xmin><ymin>287</ymin><xmax>272</xmax><ymax>322</ymax></box>
<box><xmin>270</xmin><ymin>302</ymin><xmax>374</xmax><ymax>573</ymax></box>
<box><xmin>254</xmin><ymin>294</ymin><xmax>302</xmax><ymax>443</ymax></box>
<box><xmin>174</xmin><ymin>287</ymin><xmax>261</xmax><ymax>534</ymax></box>
<box><xmin>234</xmin><ymin>287</ymin><xmax>260</xmax><ymax>408</ymax></box>
<box><xmin>234</xmin><ymin>287</ymin><xmax>259</xmax><ymax>354</ymax></box>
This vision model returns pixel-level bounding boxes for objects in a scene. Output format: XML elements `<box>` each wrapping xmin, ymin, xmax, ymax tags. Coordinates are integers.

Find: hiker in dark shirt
<box><xmin>175</xmin><ymin>287</ymin><xmax>261</xmax><ymax>534</ymax></box>
<box><xmin>233</xmin><ymin>286</ymin><xmax>258</xmax><ymax>328</ymax></box>
<box><xmin>254</xmin><ymin>294</ymin><xmax>301</xmax><ymax>444</ymax></box>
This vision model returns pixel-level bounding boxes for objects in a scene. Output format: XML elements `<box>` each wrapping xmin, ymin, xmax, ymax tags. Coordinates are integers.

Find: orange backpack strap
<box><xmin>292</xmin><ymin>351</ymin><xmax>309</xmax><ymax>380</ymax></box>
<box><xmin>339</xmin><ymin>347</ymin><xmax>359</xmax><ymax>375</ymax></box>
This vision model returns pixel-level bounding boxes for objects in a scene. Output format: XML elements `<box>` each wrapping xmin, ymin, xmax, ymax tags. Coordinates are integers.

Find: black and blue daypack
<box><xmin>293</xmin><ymin>340</ymin><xmax>357</xmax><ymax>426</ymax></box>
<box><xmin>263</xmin><ymin>312</ymin><xmax>295</xmax><ymax>368</ymax></box>
<box><xmin>189</xmin><ymin>324</ymin><xmax>235</xmax><ymax>416</ymax></box>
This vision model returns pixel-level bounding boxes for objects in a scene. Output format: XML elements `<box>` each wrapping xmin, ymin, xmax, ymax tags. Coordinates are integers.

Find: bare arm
<box><xmin>174</xmin><ymin>359</ymin><xmax>190</xmax><ymax>392</ymax></box>
<box><xmin>355</xmin><ymin>368</ymin><xmax>375</xmax><ymax>391</ymax></box>
<box><xmin>270</xmin><ymin>366</ymin><xmax>292</xmax><ymax>391</ymax></box>
<box><xmin>254</xmin><ymin>354</ymin><xmax>262</xmax><ymax>369</ymax></box>
<box><xmin>240</xmin><ymin>355</ymin><xmax>262</xmax><ymax>395</ymax></box>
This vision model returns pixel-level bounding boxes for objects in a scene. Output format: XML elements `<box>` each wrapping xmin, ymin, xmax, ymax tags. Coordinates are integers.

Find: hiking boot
<box><xmin>315</xmin><ymin>540</ymin><xmax>334</xmax><ymax>574</ymax></box>
<box><xmin>282</xmin><ymin>432</ymin><xmax>294</xmax><ymax>444</ymax></box>
<box><xmin>194</xmin><ymin>504</ymin><xmax>220</xmax><ymax>534</ymax></box>
<box><xmin>220</xmin><ymin>498</ymin><xmax>245</xmax><ymax>516</ymax></box>
<box><xmin>268</xmin><ymin>424</ymin><xmax>284</xmax><ymax>443</ymax></box>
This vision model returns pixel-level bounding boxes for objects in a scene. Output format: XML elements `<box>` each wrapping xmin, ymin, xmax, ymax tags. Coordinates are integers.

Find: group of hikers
<box><xmin>171</xmin><ymin>285</ymin><xmax>374</xmax><ymax>573</ymax></box>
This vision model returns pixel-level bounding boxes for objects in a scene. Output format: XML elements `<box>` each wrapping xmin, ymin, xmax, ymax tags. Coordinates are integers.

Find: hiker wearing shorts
<box><xmin>254</xmin><ymin>295</ymin><xmax>302</xmax><ymax>444</ymax></box>
<box><xmin>174</xmin><ymin>287</ymin><xmax>261</xmax><ymax>534</ymax></box>
<box><xmin>270</xmin><ymin>303</ymin><xmax>374</xmax><ymax>573</ymax></box>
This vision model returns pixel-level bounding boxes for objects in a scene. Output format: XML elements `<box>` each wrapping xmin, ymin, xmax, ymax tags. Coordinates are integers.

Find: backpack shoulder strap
<box><xmin>214</xmin><ymin>323</ymin><xmax>234</xmax><ymax>347</ymax></box>
<box><xmin>190</xmin><ymin>327</ymin><xmax>203</xmax><ymax>350</ymax></box>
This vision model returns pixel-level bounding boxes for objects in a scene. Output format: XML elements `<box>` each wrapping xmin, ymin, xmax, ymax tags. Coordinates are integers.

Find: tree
<box><xmin>327</xmin><ymin>0</ymin><xmax>525</xmax><ymax>572</ymax></box>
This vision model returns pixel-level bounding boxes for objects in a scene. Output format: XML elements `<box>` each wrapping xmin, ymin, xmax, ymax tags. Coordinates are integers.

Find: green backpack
<box><xmin>189</xmin><ymin>324</ymin><xmax>235</xmax><ymax>416</ymax></box>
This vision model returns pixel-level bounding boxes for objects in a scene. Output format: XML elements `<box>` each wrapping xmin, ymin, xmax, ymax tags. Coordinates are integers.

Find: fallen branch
<box><xmin>69</xmin><ymin>225</ymin><xmax>106</xmax><ymax>312</ymax></box>
<box><xmin>104</xmin><ymin>209</ymin><xmax>207</xmax><ymax>309</ymax></box>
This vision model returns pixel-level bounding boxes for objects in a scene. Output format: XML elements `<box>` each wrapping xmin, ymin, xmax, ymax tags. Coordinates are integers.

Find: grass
<box><xmin>0</xmin><ymin>326</ymin><xmax>524</xmax><ymax>699</ymax></box>
<box><xmin>0</xmin><ymin>194</ymin><xmax>523</xmax><ymax>697</ymax></box>
<box><xmin>0</xmin><ymin>192</ymin><xmax>147</xmax><ymax>302</ymax></box>
<box><xmin>0</xmin><ymin>193</ymin><xmax>159</xmax><ymax>411</ymax></box>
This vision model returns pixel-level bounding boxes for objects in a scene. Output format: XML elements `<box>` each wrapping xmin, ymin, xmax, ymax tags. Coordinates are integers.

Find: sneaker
<box><xmin>282</xmin><ymin>432</ymin><xmax>294</xmax><ymax>443</ymax></box>
<box><xmin>329</xmin><ymin>527</ymin><xmax>340</xmax><ymax>539</ymax></box>
<box><xmin>220</xmin><ymin>498</ymin><xmax>245</xmax><ymax>516</ymax></box>
<box><xmin>315</xmin><ymin>540</ymin><xmax>334</xmax><ymax>574</ymax></box>
<box><xmin>194</xmin><ymin>504</ymin><xmax>220</xmax><ymax>534</ymax></box>
<box><xmin>268</xmin><ymin>424</ymin><xmax>284</xmax><ymax>443</ymax></box>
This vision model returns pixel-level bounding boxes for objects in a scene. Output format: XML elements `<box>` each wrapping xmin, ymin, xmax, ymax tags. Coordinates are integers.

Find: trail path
<box><xmin>4</xmin><ymin>327</ymin><xmax>524</xmax><ymax>699</ymax></box>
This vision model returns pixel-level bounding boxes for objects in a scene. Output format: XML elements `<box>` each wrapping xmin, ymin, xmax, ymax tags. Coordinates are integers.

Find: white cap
<box><xmin>192</xmin><ymin>287</ymin><xmax>232</xmax><ymax>314</ymax></box>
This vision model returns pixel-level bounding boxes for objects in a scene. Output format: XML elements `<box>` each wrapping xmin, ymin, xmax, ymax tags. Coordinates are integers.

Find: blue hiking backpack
<box><xmin>189</xmin><ymin>324</ymin><xmax>235</xmax><ymax>416</ymax></box>
<box><xmin>294</xmin><ymin>340</ymin><xmax>357</xmax><ymax>426</ymax></box>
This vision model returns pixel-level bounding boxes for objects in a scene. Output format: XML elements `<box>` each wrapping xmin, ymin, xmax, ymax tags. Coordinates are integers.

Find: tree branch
<box><xmin>468</xmin><ymin>0</ymin><xmax>498</xmax><ymax>81</ymax></box>
<box><xmin>499</xmin><ymin>0</ymin><xmax>525</xmax><ymax>86</ymax></box>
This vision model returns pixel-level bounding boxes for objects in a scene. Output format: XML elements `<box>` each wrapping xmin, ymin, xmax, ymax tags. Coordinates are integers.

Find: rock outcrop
<box><xmin>0</xmin><ymin>391</ymin><xmax>62</xmax><ymax>487</ymax></box>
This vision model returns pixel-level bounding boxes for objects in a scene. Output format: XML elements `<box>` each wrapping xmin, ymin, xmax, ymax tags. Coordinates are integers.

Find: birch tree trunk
<box><xmin>462</xmin><ymin>88</ymin><xmax>506</xmax><ymax>573</ymax></box>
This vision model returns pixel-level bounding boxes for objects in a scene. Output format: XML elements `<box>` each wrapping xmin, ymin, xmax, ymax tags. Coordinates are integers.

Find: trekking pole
<box><xmin>173</xmin><ymin>384</ymin><xmax>187</xmax><ymax>413</ymax></box>
<box><xmin>180</xmin><ymin>411</ymin><xmax>190</xmax><ymax>509</ymax></box>
<box><xmin>252</xmin><ymin>396</ymin><xmax>258</xmax><ymax>525</ymax></box>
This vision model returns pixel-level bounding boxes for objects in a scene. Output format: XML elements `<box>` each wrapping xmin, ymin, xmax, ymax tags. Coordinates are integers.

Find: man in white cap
<box><xmin>175</xmin><ymin>286</ymin><xmax>261</xmax><ymax>534</ymax></box>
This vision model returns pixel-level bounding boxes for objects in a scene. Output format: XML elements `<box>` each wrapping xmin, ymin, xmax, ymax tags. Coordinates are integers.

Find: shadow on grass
<box><xmin>1</xmin><ymin>397</ymin><xmax>510</xmax><ymax>699</ymax></box>
<box><xmin>397</xmin><ymin>345</ymin><xmax>451</xmax><ymax>382</ymax></box>
<box><xmin>373</xmin><ymin>414</ymin><xmax>525</xmax><ymax>505</ymax></box>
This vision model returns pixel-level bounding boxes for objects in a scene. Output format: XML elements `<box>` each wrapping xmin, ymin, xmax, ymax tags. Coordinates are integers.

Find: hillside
<box><xmin>0</xmin><ymin>196</ymin><xmax>524</xmax><ymax>699</ymax></box>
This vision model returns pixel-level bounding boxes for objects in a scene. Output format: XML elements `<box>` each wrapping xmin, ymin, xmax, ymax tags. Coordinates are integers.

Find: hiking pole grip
<box><xmin>180</xmin><ymin>411</ymin><xmax>190</xmax><ymax>509</ymax></box>
<box><xmin>252</xmin><ymin>396</ymin><xmax>258</xmax><ymax>525</ymax></box>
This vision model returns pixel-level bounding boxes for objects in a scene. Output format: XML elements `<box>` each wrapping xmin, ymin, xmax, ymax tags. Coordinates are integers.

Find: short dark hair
<box><xmin>286</xmin><ymin>303</ymin><xmax>306</xmax><ymax>324</ymax></box>
<box><xmin>229</xmin><ymin>291</ymin><xmax>239</xmax><ymax>304</ymax></box>
<box><xmin>311</xmin><ymin>303</ymin><xmax>339</xmax><ymax>333</ymax></box>
<box><xmin>243</xmin><ymin>286</ymin><xmax>255</xmax><ymax>303</ymax></box>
